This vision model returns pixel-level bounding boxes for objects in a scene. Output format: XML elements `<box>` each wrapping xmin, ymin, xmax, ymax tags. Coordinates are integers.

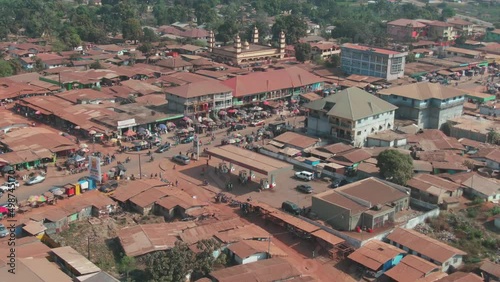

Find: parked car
<box><xmin>250</xmin><ymin>120</ymin><xmax>265</xmax><ymax>127</ymax></box>
<box><xmin>0</xmin><ymin>224</ymin><xmax>8</xmax><ymax>238</ymax></box>
<box><xmin>234</xmin><ymin>124</ymin><xmax>247</xmax><ymax>130</ymax></box>
<box><xmin>155</xmin><ymin>143</ymin><xmax>171</xmax><ymax>153</ymax></box>
<box><xmin>281</xmin><ymin>201</ymin><xmax>301</xmax><ymax>215</ymax></box>
<box><xmin>181</xmin><ymin>136</ymin><xmax>194</xmax><ymax>144</ymax></box>
<box><xmin>25</xmin><ymin>175</ymin><xmax>46</xmax><ymax>185</ymax></box>
<box><xmin>330</xmin><ymin>178</ymin><xmax>349</xmax><ymax>188</ymax></box>
<box><xmin>296</xmin><ymin>184</ymin><xmax>313</xmax><ymax>194</ymax></box>
<box><xmin>99</xmin><ymin>180</ymin><xmax>119</xmax><ymax>195</ymax></box>
<box><xmin>173</xmin><ymin>155</ymin><xmax>191</xmax><ymax>165</ymax></box>
<box><xmin>295</xmin><ymin>171</ymin><xmax>314</xmax><ymax>181</ymax></box>
<box><xmin>3</xmin><ymin>181</ymin><xmax>19</xmax><ymax>188</ymax></box>
<box><xmin>0</xmin><ymin>186</ymin><xmax>13</xmax><ymax>193</ymax></box>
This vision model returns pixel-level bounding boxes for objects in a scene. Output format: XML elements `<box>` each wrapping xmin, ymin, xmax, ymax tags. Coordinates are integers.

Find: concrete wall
<box><xmin>238</xmin><ymin>252</ymin><xmax>267</xmax><ymax>265</ymax></box>
<box><xmin>352</xmin><ymin>111</ymin><xmax>395</xmax><ymax>147</ymax></box>
<box><xmin>450</xmin><ymin>126</ymin><xmax>488</xmax><ymax>143</ymax></box>
<box><xmin>306</xmin><ymin>115</ymin><xmax>331</xmax><ymax>137</ymax></box>
<box><xmin>311</xmin><ymin>197</ymin><xmax>352</xmax><ymax>231</ymax></box>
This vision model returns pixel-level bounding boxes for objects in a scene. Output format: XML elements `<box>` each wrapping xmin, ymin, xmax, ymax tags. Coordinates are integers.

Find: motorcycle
<box><xmin>125</xmin><ymin>157</ymin><xmax>131</xmax><ymax>163</ymax></box>
<box><xmin>202</xmin><ymin>180</ymin><xmax>209</xmax><ymax>186</ymax></box>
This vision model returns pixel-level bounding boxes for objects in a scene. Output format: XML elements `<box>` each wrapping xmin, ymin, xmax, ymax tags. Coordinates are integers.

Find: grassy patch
<box><xmin>425</xmin><ymin>211</ymin><xmax>500</xmax><ymax>264</ymax></box>
<box><xmin>445</xmin><ymin>2</ymin><xmax>500</xmax><ymax>24</ymax></box>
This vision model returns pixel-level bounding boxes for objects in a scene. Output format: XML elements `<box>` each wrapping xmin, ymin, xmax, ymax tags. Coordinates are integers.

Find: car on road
<box><xmin>295</xmin><ymin>171</ymin><xmax>314</xmax><ymax>181</ymax></box>
<box><xmin>250</xmin><ymin>120</ymin><xmax>265</xmax><ymax>127</ymax></box>
<box><xmin>330</xmin><ymin>178</ymin><xmax>349</xmax><ymax>188</ymax></box>
<box><xmin>233</xmin><ymin>124</ymin><xmax>247</xmax><ymax>130</ymax></box>
<box><xmin>3</xmin><ymin>181</ymin><xmax>19</xmax><ymax>188</ymax></box>
<box><xmin>155</xmin><ymin>143</ymin><xmax>171</xmax><ymax>153</ymax></box>
<box><xmin>296</xmin><ymin>184</ymin><xmax>313</xmax><ymax>194</ymax></box>
<box><xmin>25</xmin><ymin>175</ymin><xmax>46</xmax><ymax>185</ymax></box>
<box><xmin>181</xmin><ymin>136</ymin><xmax>194</xmax><ymax>144</ymax></box>
<box><xmin>0</xmin><ymin>224</ymin><xmax>8</xmax><ymax>238</ymax></box>
<box><xmin>0</xmin><ymin>186</ymin><xmax>13</xmax><ymax>194</ymax></box>
<box><xmin>172</xmin><ymin>155</ymin><xmax>191</xmax><ymax>165</ymax></box>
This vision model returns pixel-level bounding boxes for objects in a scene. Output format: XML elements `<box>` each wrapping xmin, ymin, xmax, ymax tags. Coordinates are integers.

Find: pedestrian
<box><xmin>150</xmin><ymin>173</ymin><xmax>154</xmax><ymax>179</ymax></box>
<box><xmin>173</xmin><ymin>164</ymin><xmax>176</xmax><ymax>170</ymax></box>
<box><xmin>154</xmin><ymin>173</ymin><xmax>158</xmax><ymax>178</ymax></box>
<box><xmin>206</xmin><ymin>159</ymin><xmax>209</xmax><ymax>167</ymax></box>
<box><xmin>179</xmin><ymin>151</ymin><xmax>182</xmax><ymax>156</ymax></box>
<box><xmin>191</xmin><ymin>152</ymin><xmax>194</xmax><ymax>159</ymax></box>
<box><xmin>175</xmin><ymin>179</ymin><xmax>178</xmax><ymax>187</ymax></box>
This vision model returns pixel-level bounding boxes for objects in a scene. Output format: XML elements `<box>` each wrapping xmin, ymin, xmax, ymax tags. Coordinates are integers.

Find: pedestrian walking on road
<box><xmin>175</xmin><ymin>180</ymin><xmax>178</xmax><ymax>187</ymax></box>
<box><xmin>173</xmin><ymin>164</ymin><xmax>176</xmax><ymax>170</ymax></box>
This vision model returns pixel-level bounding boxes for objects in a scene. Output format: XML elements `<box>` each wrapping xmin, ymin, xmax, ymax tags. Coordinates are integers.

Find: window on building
<box><xmin>453</xmin><ymin>257</ymin><xmax>458</xmax><ymax>263</ymax></box>
<box><xmin>402</xmin><ymin>97</ymin><xmax>407</xmax><ymax>101</ymax></box>
<box><xmin>357</xmin><ymin>131</ymin><xmax>361</xmax><ymax>135</ymax></box>
<box><xmin>390</xmin><ymin>57</ymin><xmax>403</xmax><ymax>74</ymax></box>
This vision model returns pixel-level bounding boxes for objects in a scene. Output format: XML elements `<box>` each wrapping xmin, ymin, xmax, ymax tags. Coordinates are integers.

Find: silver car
<box><xmin>0</xmin><ymin>224</ymin><xmax>9</xmax><ymax>238</ymax></box>
<box><xmin>172</xmin><ymin>155</ymin><xmax>190</xmax><ymax>165</ymax></box>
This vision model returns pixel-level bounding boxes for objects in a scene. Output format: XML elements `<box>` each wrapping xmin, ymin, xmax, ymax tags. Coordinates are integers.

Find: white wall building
<box><xmin>305</xmin><ymin>87</ymin><xmax>397</xmax><ymax>147</ymax></box>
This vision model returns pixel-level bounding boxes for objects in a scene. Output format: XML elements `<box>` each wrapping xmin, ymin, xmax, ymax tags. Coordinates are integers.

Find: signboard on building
<box><xmin>117</xmin><ymin>118</ymin><xmax>137</xmax><ymax>129</ymax></box>
<box><xmin>89</xmin><ymin>156</ymin><xmax>102</xmax><ymax>182</ymax></box>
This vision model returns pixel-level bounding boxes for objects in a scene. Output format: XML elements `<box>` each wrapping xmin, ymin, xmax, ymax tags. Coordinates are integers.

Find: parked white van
<box><xmin>295</xmin><ymin>171</ymin><xmax>314</xmax><ymax>181</ymax></box>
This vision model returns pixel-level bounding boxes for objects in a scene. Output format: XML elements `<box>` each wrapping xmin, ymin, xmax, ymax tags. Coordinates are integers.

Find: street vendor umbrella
<box><xmin>89</xmin><ymin>130</ymin><xmax>97</xmax><ymax>135</ymax></box>
<box><xmin>219</xmin><ymin>110</ymin><xmax>227</xmax><ymax>115</ymax></box>
<box><xmin>35</xmin><ymin>110</ymin><xmax>41</xmax><ymax>115</ymax></box>
<box><xmin>28</xmin><ymin>195</ymin><xmax>39</xmax><ymax>202</ymax></box>
<box><xmin>50</xmin><ymin>187</ymin><xmax>64</xmax><ymax>196</ymax></box>
<box><xmin>183</xmin><ymin>117</ymin><xmax>193</xmax><ymax>123</ymax></box>
<box><xmin>1</xmin><ymin>165</ymin><xmax>14</xmax><ymax>173</ymax></box>
<box><xmin>158</xmin><ymin>124</ymin><xmax>167</xmax><ymax>130</ymax></box>
<box><xmin>179</xmin><ymin>129</ymin><xmax>189</xmax><ymax>133</ymax></box>
<box><xmin>187</xmin><ymin>127</ymin><xmax>195</xmax><ymax>131</ymax></box>
<box><xmin>0</xmin><ymin>206</ymin><xmax>8</xmax><ymax>214</ymax></box>
<box><xmin>37</xmin><ymin>195</ymin><xmax>47</xmax><ymax>202</ymax></box>
<box><xmin>117</xmin><ymin>164</ymin><xmax>127</xmax><ymax>171</ymax></box>
<box><xmin>167</xmin><ymin>122</ymin><xmax>176</xmax><ymax>128</ymax></box>
<box><xmin>124</xmin><ymin>129</ymin><xmax>136</xmax><ymax>137</ymax></box>
<box><xmin>227</xmin><ymin>109</ymin><xmax>238</xmax><ymax>114</ymax></box>
<box><xmin>79</xmin><ymin>143</ymin><xmax>88</xmax><ymax>149</ymax></box>
<box><xmin>137</xmin><ymin>127</ymin><xmax>147</xmax><ymax>133</ymax></box>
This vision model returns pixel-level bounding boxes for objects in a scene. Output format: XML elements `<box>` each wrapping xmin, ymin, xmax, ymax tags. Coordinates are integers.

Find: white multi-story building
<box><xmin>340</xmin><ymin>43</ymin><xmax>408</xmax><ymax>81</ymax></box>
<box><xmin>165</xmin><ymin>80</ymin><xmax>233</xmax><ymax>116</ymax></box>
<box><xmin>304</xmin><ymin>87</ymin><xmax>397</xmax><ymax>147</ymax></box>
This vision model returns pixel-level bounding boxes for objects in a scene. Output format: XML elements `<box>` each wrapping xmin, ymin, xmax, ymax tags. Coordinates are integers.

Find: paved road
<box><xmin>3</xmin><ymin>115</ymin><xmax>305</xmax><ymax>204</ymax></box>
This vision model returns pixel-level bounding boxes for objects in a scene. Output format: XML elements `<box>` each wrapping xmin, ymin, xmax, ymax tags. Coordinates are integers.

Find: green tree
<box><xmin>0</xmin><ymin>60</ymin><xmax>14</xmax><ymax>77</ymax></box>
<box><xmin>216</xmin><ymin>19</ymin><xmax>241</xmax><ymax>45</ymax></box>
<box><xmin>326</xmin><ymin>54</ymin><xmax>341</xmax><ymax>68</ymax></box>
<box><xmin>406</xmin><ymin>53</ymin><xmax>417</xmax><ymax>63</ymax></box>
<box><xmin>488</xmin><ymin>130</ymin><xmax>500</xmax><ymax>144</ymax></box>
<box><xmin>455</xmin><ymin>34</ymin><xmax>467</xmax><ymax>45</ymax></box>
<box><xmin>145</xmin><ymin>242</ymin><xmax>195</xmax><ymax>282</ymax></box>
<box><xmin>441</xmin><ymin>7</ymin><xmax>455</xmax><ymax>20</ymax></box>
<box><xmin>142</xmin><ymin>27</ymin><xmax>158</xmax><ymax>43</ymax></box>
<box><xmin>294</xmin><ymin>43</ymin><xmax>311</xmax><ymax>63</ymax></box>
<box><xmin>122</xmin><ymin>18</ymin><xmax>143</xmax><ymax>44</ymax></box>
<box><xmin>137</xmin><ymin>43</ymin><xmax>154</xmax><ymax>54</ymax></box>
<box><xmin>192</xmin><ymin>239</ymin><xmax>225</xmax><ymax>278</ymax></box>
<box><xmin>272</xmin><ymin>14</ymin><xmax>307</xmax><ymax>44</ymax></box>
<box><xmin>89</xmin><ymin>60</ymin><xmax>104</xmax><ymax>69</ymax></box>
<box><xmin>32</xmin><ymin>57</ymin><xmax>45</xmax><ymax>72</ymax></box>
<box><xmin>9</xmin><ymin>59</ymin><xmax>22</xmax><ymax>75</ymax></box>
<box><xmin>117</xmin><ymin>255</ymin><xmax>136</xmax><ymax>279</ymax></box>
<box><xmin>51</xmin><ymin>40</ymin><xmax>68</xmax><ymax>53</ymax></box>
<box><xmin>376</xmin><ymin>149</ymin><xmax>413</xmax><ymax>185</ymax></box>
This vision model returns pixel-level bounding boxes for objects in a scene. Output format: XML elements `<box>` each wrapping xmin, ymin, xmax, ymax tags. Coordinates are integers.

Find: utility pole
<box><xmin>138</xmin><ymin>154</ymin><xmax>142</xmax><ymax>179</ymax></box>
<box><xmin>267</xmin><ymin>234</ymin><xmax>272</xmax><ymax>259</ymax></box>
<box><xmin>87</xmin><ymin>236</ymin><xmax>91</xmax><ymax>259</ymax></box>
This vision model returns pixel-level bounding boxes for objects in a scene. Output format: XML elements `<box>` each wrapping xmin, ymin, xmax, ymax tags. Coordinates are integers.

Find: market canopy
<box><xmin>205</xmin><ymin>145</ymin><xmax>292</xmax><ymax>176</ymax></box>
